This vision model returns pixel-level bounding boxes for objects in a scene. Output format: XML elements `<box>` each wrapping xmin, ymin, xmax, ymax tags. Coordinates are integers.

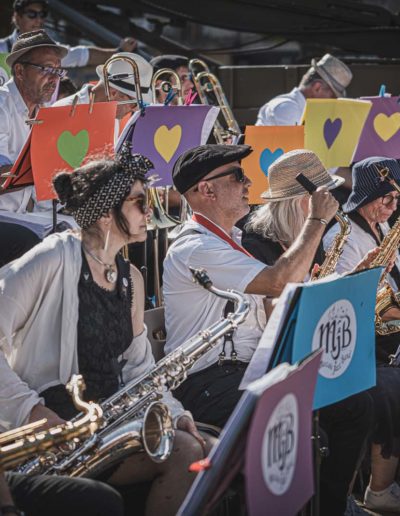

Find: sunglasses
<box><xmin>22</xmin><ymin>9</ymin><xmax>48</xmax><ymax>19</ymax></box>
<box><xmin>205</xmin><ymin>167</ymin><xmax>246</xmax><ymax>183</ymax></box>
<box><xmin>125</xmin><ymin>194</ymin><xmax>148</xmax><ymax>214</ymax></box>
<box><xmin>381</xmin><ymin>193</ymin><xmax>400</xmax><ymax>206</ymax></box>
<box><xmin>19</xmin><ymin>62</ymin><xmax>67</xmax><ymax>79</ymax></box>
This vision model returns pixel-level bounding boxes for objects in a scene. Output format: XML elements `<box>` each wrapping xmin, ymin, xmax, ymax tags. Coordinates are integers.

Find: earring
<box><xmin>103</xmin><ymin>228</ymin><xmax>110</xmax><ymax>252</ymax></box>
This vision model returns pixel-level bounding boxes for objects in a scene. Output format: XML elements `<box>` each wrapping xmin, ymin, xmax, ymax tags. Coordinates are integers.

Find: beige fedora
<box><xmin>261</xmin><ymin>149</ymin><xmax>344</xmax><ymax>201</ymax></box>
<box><xmin>311</xmin><ymin>53</ymin><xmax>352</xmax><ymax>98</ymax></box>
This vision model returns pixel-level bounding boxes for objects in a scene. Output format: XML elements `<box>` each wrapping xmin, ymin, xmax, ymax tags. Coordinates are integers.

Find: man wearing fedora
<box><xmin>324</xmin><ymin>157</ymin><xmax>400</xmax><ymax>513</ymax></box>
<box><xmin>0</xmin><ymin>0</ymin><xmax>137</xmax><ymax>69</ymax></box>
<box><xmin>53</xmin><ymin>52</ymin><xmax>153</xmax><ymax>123</ymax></box>
<box><xmin>162</xmin><ymin>143</ymin><xmax>338</xmax><ymax>429</ymax></box>
<box><xmin>0</xmin><ymin>29</ymin><xmax>70</xmax><ymax>266</ymax></box>
<box><xmin>256</xmin><ymin>53</ymin><xmax>353</xmax><ymax>126</ymax></box>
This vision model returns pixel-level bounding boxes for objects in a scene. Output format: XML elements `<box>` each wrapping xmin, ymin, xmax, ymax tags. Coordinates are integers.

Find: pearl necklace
<box><xmin>83</xmin><ymin>246</ymin><xmax>117</xmax><ymax>284</ymax></box>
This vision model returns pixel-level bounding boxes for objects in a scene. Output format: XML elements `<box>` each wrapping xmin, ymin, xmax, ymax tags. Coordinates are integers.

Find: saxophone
<box><xmin>311</xmin><ymin>210</ymin><xmax>351</xmax><ymax>280</ymax></box>
<box><xmin>18</xmin><ymin>268</ymin><xmax>249</xmax><ymax>478</ymax></box>
<box><xmin>1</xmin><ymin>375</ymin><xmax>102</xmax><ymax>471</ymax></box>
<box><xmin>370</xmin><ymin>167</ymin><xmax>400</xmax><ymax>335</ymax></box>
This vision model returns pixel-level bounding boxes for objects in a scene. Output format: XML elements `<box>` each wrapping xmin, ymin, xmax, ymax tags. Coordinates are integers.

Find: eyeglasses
<box><xmin>19</xmin><ymin>62</ymin><xmax>67</xmax><ymax>79</ymax></box>
<box><xmin>22</xmin><ymin>9</ymin><xmax>48</xmax><ymax>19</ymax></box>
<box><xmin>205</xmin><ymin>167</ymin><xmax>246</xmax><ymax>183</ymax></box>
<box><xmin>382</xmin><ymin>194</ymin><xmax>400</xmax><ymax>206</ymax></box>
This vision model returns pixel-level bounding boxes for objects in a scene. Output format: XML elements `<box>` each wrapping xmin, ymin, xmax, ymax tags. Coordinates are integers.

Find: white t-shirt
<box><xmin>323</xmin><ymin>218</ymin><xmax>400</xmax><ymax>292</ymax></box>
<box><xmin>163</xmin><ymin>217</ymin><xmax>267</xmax><ymax>373</ymax></box>
<box><xmin>0</xmin><ymin>30</ymin><xmax>89</xmax><ymax>68</ymax></box>
<box><xmin>256</xmin><ymin>87</ymin><xmax>306</xmax><ymax>126</ymax></box>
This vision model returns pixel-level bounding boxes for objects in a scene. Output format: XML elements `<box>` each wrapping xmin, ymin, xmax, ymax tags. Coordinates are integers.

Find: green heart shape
<box><xmin>57</xmin><ymin>129</ymin><xmax>90</xmax><ymax>169</ymax></box>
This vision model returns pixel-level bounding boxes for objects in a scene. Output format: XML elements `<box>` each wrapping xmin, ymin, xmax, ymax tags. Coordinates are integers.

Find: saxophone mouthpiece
<box><xmin>189</xmin><ymin>267</ymin><xmax>213</xmax><ymax>290</ymax></box>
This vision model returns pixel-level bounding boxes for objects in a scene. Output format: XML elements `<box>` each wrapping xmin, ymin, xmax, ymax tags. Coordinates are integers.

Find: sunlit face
<box><xmin>14</xmin><ymin>3</ymin><xmax>47</xmax><ymax>34</ymax></box>
<box><xmin>358</xmin><ymin>192</ymin><xmax>400</xmax><ymax>225</ymax></box>
<box><xmin>14</xmin><ymin>47</ymin><xmax>62</xmax><ymax>105</ymax></box>
<box><xmin>200</xmin><ymin>161</ymin><xmax>252</xmax><ymax>222</ymax></box>
<box><xmin>120</xmin><ymin>180</ymin><xmax>150</xmax><ymax>243</ymax></box>
<box><xmin>176</xmin><ymin>65</ymin><xmax>194</xmax><ymax>97</ymax></box>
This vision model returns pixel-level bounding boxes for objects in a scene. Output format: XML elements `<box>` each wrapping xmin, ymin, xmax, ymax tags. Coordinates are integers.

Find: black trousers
<box><xmin>319</xmin><ymin>391</ymin><xmax>374</xmax><ymax>516</ymax></box>
<box><xmin>6</xmin><ymin>472</ymin><xmax>124</xmax><ymax>516</ymax></box>
<box><xmin>0</xmin><ymin>222</ymin><xmax>41</xmax><ymax>267</ymax></box>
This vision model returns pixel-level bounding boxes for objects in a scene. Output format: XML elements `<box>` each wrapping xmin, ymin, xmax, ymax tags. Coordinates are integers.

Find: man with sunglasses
<box><xmin>162</xmin><ymin>144</ymin><xmax>338</xmax><ymax>427</ymax></box>
<box><xmin>0</xmin><ymin>0</ymin><xmax>138</xmax><ymax>69</ymax></box>
<box><xmin>0</xmin><ymin>30</ymin><xmax>69</xmax><ymax>266</ymax></box>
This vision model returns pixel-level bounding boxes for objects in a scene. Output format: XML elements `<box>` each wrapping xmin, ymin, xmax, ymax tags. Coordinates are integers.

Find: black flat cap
<box><xmin>150</xmin><ymin>54</ymin><xmax>189</xmax><ymax>72</ymax></box>
<box><xmin>13</xmin><ymin>0</ymin><xmax>48</xmax><ymax>11</ymax></box>
<box><xmin>172</xmin><ymin>144</ymin><xmax>253</xmax><ymax>194</ymax></box>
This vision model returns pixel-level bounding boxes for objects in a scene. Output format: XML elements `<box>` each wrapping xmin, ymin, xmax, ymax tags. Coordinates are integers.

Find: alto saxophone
<box><xmin>370</xmin><ymin>167</ymin><xmax>400</xmax><ymax>335</ymax></box>
<box><xmin>18</xmin><ymin>268</ymin><xmax>249</xmax><ymax>478</ymax></box>
<box><xmin>1</xmin><ymin>375</ymin><xmax>102</xmax><ymax>471</ymax></box>
<box><xmin>312</xmin><ymin>210</ymin><xmax>351</xmax><ymax>280</ymax></box>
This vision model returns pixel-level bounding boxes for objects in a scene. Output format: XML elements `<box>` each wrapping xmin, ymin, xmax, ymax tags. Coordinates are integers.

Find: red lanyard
<box><xmin>192</xmin><ymin>213</ymin><xmax>254</xmax><ymax>258</ymax></box>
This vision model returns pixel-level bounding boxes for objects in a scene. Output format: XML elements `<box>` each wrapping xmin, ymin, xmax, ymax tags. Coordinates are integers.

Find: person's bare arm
<box><xmin>246</xmin><ymin>188</ymin><xmax>339</xmax><ymax>297</ymax></box>
<box><xmin>86</xmin><ymin>38</ymin><xmax>137</xmax><ymax>66</ymax></box>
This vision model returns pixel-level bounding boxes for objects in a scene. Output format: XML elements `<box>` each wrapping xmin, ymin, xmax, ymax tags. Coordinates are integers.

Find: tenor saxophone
<box><xmin>312</xmin><ymin>210</ymin><xmax>351</xmax><ymax>280</ymax></box>
<box><xmin>1</xmin><ymin>375</ymin><xmax>102</xmax><ymax>471</ymax></box>
<box><xmin>18</xmin><ymin>268</ymin><xmax>249</xmax><ymax>478</ymax></box>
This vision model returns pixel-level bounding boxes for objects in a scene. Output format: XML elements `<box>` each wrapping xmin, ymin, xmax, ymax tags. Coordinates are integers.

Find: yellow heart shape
<box><xmin>154</xmin><ymin>125</ymin><xmax>182</xmax><ymax>163</ymax></box>
<box><xmin>373</xmin><ymin>113</ymin><xmax>400</xmax><ymax>142</ymax></box>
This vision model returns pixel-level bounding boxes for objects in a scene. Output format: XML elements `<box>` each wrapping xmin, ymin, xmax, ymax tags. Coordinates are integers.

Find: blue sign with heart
<box><xmin>259</xmin><ymin>148</ymin><xmax>284</xmax><ymax>176</ymax></box>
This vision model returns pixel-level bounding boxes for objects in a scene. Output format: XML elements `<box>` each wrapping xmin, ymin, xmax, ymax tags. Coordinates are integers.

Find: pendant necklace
<box><xmin>83</xmin><ymin>246</ymin><xmax>117</xmax><ymax>283</ymax></box>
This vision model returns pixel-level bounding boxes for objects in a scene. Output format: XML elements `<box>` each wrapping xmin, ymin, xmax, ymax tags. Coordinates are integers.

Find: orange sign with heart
<box><xmin>31</xmin><ymin>102</ymin><xmax>117</xmax><ymax>201</ymax></box>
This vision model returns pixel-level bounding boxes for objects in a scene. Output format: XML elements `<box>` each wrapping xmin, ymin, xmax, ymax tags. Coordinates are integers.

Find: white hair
<box><xmin>245</xmin><ymin>197</ymin><xmax>307</xmax><ymax>247</ymax></box>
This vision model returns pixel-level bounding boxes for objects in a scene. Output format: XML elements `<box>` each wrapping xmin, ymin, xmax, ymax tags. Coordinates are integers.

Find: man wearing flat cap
<box><xmin>0</xmin><ymin>0</ymin><xmax>137</xmax><ymax>69</ymax></box>
<box><xmin>0</xmin><ymin>29</ymin><xmax>69</xmax><ymax>265</ymax></box>
<box><xmin>256</xmin><ymin>53</ymin><xmax>353</xmax><ymax>126</ymax></box>
<box><xmin>163</xmin><ymin>143</ymin><xmax>338</xmax><ymax>427</ymax></box>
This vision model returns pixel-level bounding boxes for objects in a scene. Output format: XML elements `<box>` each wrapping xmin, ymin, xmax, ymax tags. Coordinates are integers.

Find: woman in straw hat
<box><xmin>0</xmin><ymin>143</ymin><xmax>210</xmax><ymax>516</ymax></box>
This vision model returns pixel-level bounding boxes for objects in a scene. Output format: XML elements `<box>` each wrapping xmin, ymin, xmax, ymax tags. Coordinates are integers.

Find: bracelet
<box><xmin>308</xmin><ymin>217</ymin><xmax>328</xmax><ymax>226</ymax></box>
<box><xmin>0</xmin><ymin>505</ymin><xmax>23</xmax><ymax>516</ymax></box>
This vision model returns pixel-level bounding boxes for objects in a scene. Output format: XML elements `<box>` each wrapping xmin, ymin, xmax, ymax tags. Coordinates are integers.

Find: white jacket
<box><xmin>0</xmin><ymin>231</ymin><xmax>185</xmax><ymax>430</ymax></box>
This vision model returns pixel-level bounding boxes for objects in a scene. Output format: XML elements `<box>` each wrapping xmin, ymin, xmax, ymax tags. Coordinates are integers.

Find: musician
<box><xmin>163</xmin><ymin>144</ymin><xmax>338</xmax><ymax>428</ymax></box>
<box><xmin>150</xmin><ymin>54</ymin><xmax>194</xmax><ymax>104</ymax></box>
<box><xmin>255</xmin><ymin>53</ymin><xmax>352</xmax><ymax>126</ymax></box>
<box><xmin>324</xmin><ymin>156</ymin><xmax>400</xmax><ymax>513</ymax></box>
<box><xmin>242</xmin><ymin>149</ymin><xmax>378</xmax><ymax>516</ymax></box>
<box><xmin>0</xmin><ymin>30</ymin><xmax>68</xmax><ymax>266</ymax></box>
<box><xmin>0</xmin><ymin>144</ymin><xmax>209</xmax><ymax>516</ymax></box>
<box><xmin>0</xmin><ymin>0</ymin><xmax>137</xmax><ymax>68</ymax></box>
<box><xmin>2</xmin><ymin>470</ymin><xmax>124</xmax><ymax>516</ymax></box>
<box><xmin>53</xmin><ymin>52</ymin><xmax>154</xmax><ymax>122</ymax></box>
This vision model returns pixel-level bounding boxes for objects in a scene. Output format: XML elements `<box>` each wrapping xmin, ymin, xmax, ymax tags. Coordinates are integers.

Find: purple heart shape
<box><xmin>323</xmin><ymin>118</ymin><xmax>342</xmax><ymax>149</ymax></box>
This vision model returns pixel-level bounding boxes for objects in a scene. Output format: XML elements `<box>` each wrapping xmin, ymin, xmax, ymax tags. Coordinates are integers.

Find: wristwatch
<box><xmin>0</xmin><ymin>505</ymin><xmax>24</xmax><ymax>516</ymax></box>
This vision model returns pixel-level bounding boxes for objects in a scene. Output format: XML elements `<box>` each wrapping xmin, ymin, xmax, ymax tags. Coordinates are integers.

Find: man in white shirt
<box><xmin>0</xmin><ymin>0</ymin><xmax>137</xmax><ymax>69</ymax></box>
<box><xmin>163</xmin><ymin>143</ymin><xmax>338</xmax><ymax>426</ymax></box>
<box><xmin>0</xmin><ymin>29</ymin><xmax>68</xmax><ymax>266</ymax></box>
<box><xmin>256</xmin><ymin>53</ymin><xmax>353</xmax><ymax>126</ymax></box>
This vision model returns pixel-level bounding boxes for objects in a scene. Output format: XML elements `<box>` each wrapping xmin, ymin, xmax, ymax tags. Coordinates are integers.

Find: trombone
<box><xmin>189</xmin><ymin>58</ymin><xmax>241</xmax><ymax>143</ymax></box>
<box><xmin>151</xmin><ymin>68</ymin><xmax>184</xmax><ymax>105</ymax></box>
<box><xmin>102</xmin><ymin>54</ymin><xmax>145</xmax><ymax>110</ymax></box>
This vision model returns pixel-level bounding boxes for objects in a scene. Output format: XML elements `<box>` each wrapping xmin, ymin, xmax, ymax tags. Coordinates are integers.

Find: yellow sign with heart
<box><xmin>373</xmin><ymin>113</ymin><xmax>400</xmax><ymax>142</ymax></box>
<box><xmin>154</xmin><ymin>124</ymin><xmax>182</xmax><ymax>163</ymax></box>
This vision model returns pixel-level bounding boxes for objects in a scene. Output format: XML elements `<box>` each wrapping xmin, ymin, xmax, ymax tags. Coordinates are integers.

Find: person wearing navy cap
<box><xmin>163</xmin><ymin>143</ymin><xmax>338</xmax><ymax>428</ymax></box>
<box><xmin>324</xmin><ymin>156</ymin><xmax>400</xmax><ymax>513</ymax></box>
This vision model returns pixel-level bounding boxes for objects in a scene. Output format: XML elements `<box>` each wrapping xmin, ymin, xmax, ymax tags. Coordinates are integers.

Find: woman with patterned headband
<box><xmin>0</xmin><ymin>143</ymin><xmax>210</xmax><ymax>515</ymax></box>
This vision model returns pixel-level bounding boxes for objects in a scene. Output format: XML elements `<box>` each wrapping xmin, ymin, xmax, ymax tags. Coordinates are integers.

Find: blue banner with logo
<box><xmin>291</xmin><ymin>268</ymin><xmax>381</xmax><ymax>409</ymax></box>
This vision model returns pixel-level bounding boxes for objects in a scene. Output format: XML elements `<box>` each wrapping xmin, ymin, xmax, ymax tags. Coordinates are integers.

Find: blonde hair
<box><xmin>245</xmin><ymin>197</ymin><xmax>307</xmax><ymax>247</ymax></box>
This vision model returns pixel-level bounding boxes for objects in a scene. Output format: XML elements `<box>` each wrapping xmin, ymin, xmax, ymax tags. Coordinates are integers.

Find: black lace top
<box><xmin>77</xmin><ymin>251</ymin><xmax>133</xmax><ymax>402</ymax></box>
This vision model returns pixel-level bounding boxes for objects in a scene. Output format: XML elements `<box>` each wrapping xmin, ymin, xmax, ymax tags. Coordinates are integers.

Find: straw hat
<box><xmin>6</xmin><ymin>29</ymin><xmax>68</xmax><ymax>68</ymax></box>
<box><xmin>261</xmin><ymin>149</ymin><xmax>344</xmax><ymax>201</ymax></box>
<box><xmin>96</xmin><ymin>52</ymin><xmax>153</xmax><ymax>104</ymax></box>
<box><xmin>310</xmin><ymin>54</ymin><xmax>352</xmax><ymax>98</ymax></box>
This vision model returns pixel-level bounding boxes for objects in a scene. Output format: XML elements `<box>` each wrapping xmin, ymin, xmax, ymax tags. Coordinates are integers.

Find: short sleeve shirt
<box><xmin>163</xmin><ymin>219</ymin><xmax>267</xmax><ymax>373</ymax></box>
<box><xmin>255</xmin><ymin>87</ymin><xmax>306</xmax><ymax>126</ymax></box>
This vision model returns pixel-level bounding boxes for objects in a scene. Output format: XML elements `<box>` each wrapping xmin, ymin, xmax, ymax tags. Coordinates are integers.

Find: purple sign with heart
<box><xmin>323</xmin><ymin>118</ymin><xmax>342</xmax><ymax>149</ymax></box>
<box><xmin>353</xmin><ymin>96</ymin><xmax>400</xmax><ymax>162</ymax></box>
<box><xmin>245</xmin><ymin>352</ymin><xmax>320</xmax><ymax>516</ymax></box>
<box><xmin>117</xmin><ymin>105</ymin><xmax>218</xmax><ymax>186</ymax></box>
